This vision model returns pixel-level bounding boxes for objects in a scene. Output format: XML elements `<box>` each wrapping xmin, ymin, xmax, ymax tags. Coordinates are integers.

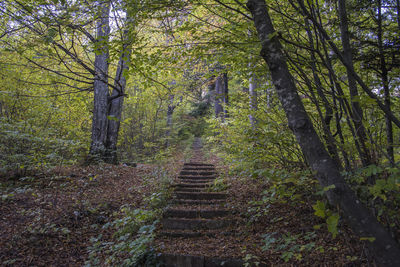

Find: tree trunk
<box><xmin>89</xmin><ymin>1</ymin><xmax>110</xmax><ymax>160</ymax></box>
<box><xmin>206</xmin><ymin>76</ymin><xmax>215</xmax><ymax>106</ymax></box>
<box><xmin>214</xmin><ymin>74</ymin><xmax>224</xmax><ymax>119</ymax></box>
<box><xmin>397</xmin><ymin>0</ymin><xmax>400</xmax><ymax>32</ymax></box>
<box><xmin>247</xmin><ymin>1</ymin><xmax>400</xmax><ymax>265</ymax></box>
<box><xmin>249</xmin><ymin>71</ymin><xmax>258</xmax><ymax>128</ymax></box>
<box><xmin>337</xmin><ymin>0</ymin><xmax>372</xmax><ymax>167</ymax></box>
<box><xmin>165</xmin><ymin>94</ymin><xmax>175</xmax><ymax>148</ymax></box>
<box><xmin>295</xmin><ymin>0</ymin><xmax>400</xmax><ymax>130</ymax></box>
<box><xmin>317</xmin><ymin>28</ymin><xmax>363</xmax><ymax>170</ymax></box>
<box><xmin>303</xmin><ymin>19</ymin><xmax>341</xmax><ymax>169</ymax></box>
<box><xmin>104</xmin><ymin>15</ymin><xmax>133</xmax><ymax>164</ymax></box>
<box><xmin>377</xmin><ymin>0</ymin><xmax>394</xmax><ymax>164</ymax></box>
<box><xmin>222</xmin><ymin>72</ymin><xmax>229</xmax><ymax>119</ymax></box>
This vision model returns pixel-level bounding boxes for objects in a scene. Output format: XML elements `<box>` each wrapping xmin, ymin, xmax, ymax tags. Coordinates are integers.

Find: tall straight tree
<box><xmin>214</xmin><ymin>73</ymin><xmax>228</xmax><ymax>120</ymax></box>
<box><xmin>337</xmin><ymin>0</ymin><xmax>371</xmax><ymax>167</ymax></box>
<box><xmin>89</xmin><ymin>1</ymin><xmax>111</xmax><ymax>159</ymax></box>
<box><xmin>246</xmin><ymin>0</ymin><xmax>400</xmax><ymax>265</ymax></box>
<box><xmin>214</xmin><ymin>74</ymin><xmax>224</xmax><ymax>119</ymax></box>
<box><xmin>248</xmin><ymin>71</ymin><xmax>258</xmax><ymax>128</ymax></box>
<box><xmin>105</xmin><ymin>12</ymin><xmax>135</xmax><ymax>164</ymax></box>
<box><xmin>376</xmin><ymin>0</ymin><xmax>394</xmax><ymax>164</ymax></box>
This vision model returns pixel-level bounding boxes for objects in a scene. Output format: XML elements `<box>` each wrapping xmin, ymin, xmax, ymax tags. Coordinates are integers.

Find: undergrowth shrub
<box><xmin>85</xmin><ymin>167</ymin><xmax>172</xmax><ymax>267</ymax></box>
<box><xmin>0</xmin><ymin>119</ymin><xmax>85</xmax><ymax>178</ymax></box>
<box><xmin>343</xmin><ymin>164</ymin><xmax>400</xmax><ymax>240</ymax></box>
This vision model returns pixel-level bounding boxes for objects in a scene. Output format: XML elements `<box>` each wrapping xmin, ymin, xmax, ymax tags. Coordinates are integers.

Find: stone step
<box><xmin>182</xmin><ymin>167</ymin><xmax>215</xmax><ymax>171</ymax></box>
<box><xmin>173</xmin><ymin>183</ymin><xmax>211</xmax><ymax>188</ymax></box>
<box><xmin>162</xmin><ymin>218</ymin><xmax>232</xmax><ymax>230</ymax></box>
<box><xmin>174</xmin><ymin>187</ymin><xmax>205</xmax><ymax>192</ymax></box>
<box><xmin>174</xmin><ymin>192</ymin><xmax>227</xmax><ymax>200</ymax></box>
<box><xmin>178</xmin><ymin>179</ymin><xmax>214</xmax><ymax>184</ymax></box>
<box><xmin>169</xmin><ymin>204</ymin><xmax>225</xmax><ymax>210</ymax></box>
<box><xmin>171</xmin><ymin>199</ymin><xmax>225</xmax><ymax>205</ymax></box>
<box><xmin>159</xmin><ymin>229</ymin><xmax>233</xmax><ymax>238</ymax></box>
<box><xmin>180</xmin><ymin>171</ymin><xmax>217</xmax><ymax>176</ymax></box>
<box><xmin>164</xmin><ymin>208</ymin><xmax>229</xmax><ymax>219</ymax></box>
<box><xmin>178</xmin><ymin>175</ymin><xmax>217</xmax><ymax>179</ymax></box>
<box><xmin>158</xmin><ymin>254</ymin><xmax>261</xmax><ymax>267</ymax></box>
<box><xmin>184</xmin><ymin>163</ymin><xmax>214</xmax><ymax>167</ymax></box>
<box><xmin>159</xmin><ymin>230</ymin><xmax>209</xmax><ymax>238</ymax></box>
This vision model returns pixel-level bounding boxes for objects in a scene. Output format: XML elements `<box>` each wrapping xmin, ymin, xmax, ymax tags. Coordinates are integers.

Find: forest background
<box><xmin>1</xmin><ymin>0</ymin><xmax>400</xmax><ymax>265</ymax></box>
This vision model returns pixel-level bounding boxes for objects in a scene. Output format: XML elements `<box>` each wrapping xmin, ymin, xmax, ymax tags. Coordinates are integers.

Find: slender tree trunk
<box><xmin>249</xmin><ymin>71</ymin><xmax>258</xmax><ymax>128</ymax></box>
<box><xmin>165</xmin><ymin>94</ymin><xmax>175</xmax><ymax>148</ymax></box>
<box><xmin>317</xmin><ymin>29</ymin><xmax>364</xmax><ymax>169</ymax></box>
<box><xmin>397</xmin><ymin>0</ymin><xmax>400</xmax><ymax>32</ymax></box>
<box><xmin>222</xmin><ymin>72</ymin><xmax>229</xmax><ymax>119</ymax></box>
<box><xmin>104</xmin><ymin>16</ymin><xmax>134</xmax><ymax>164</ymax></box>
<box><xmin>294</xmin><ymin>0</ymin><xmax>400</xmax><ymax>129</ymax></box>
<box><xmin>214</xmin><ymin>74</ymin><xmax>224</xmax><ymax>119</ymax></box>
<box><xmin>337</xmin><ymin>0</ymin><xmax>372</xmax><ymax>167</ymax></box>
<box><xmin>304</xmin><ymin>19</ymin><xmax>341</xmax><ymax>169</ymax></box>
<box><xmin>314</xmin><ymin>6</ymin><xmax>351</xmax><ymax>170</ymax></box>
<box><xmin>247</xmin><ymin>1</ymin><xmax>400</xmax><ymax>265</ymax></box>
<box><xmin>89</xmin><ymin>1</ymin><xmax>110</xmax><ymax>159</ymax></box>
<box><xmin>248</xmin><ymin>30</ymin><xmax>258</xmax><ymax>127</ymax></box>
<box><xmin>377</xmin><ymin>0</ymin><xmax>394</xmax><ymax>164</ymax></box>
<box><xmin>206</xmin><ymin>76</ymin><xmax>215</xmax><ymax>107</ymax></box>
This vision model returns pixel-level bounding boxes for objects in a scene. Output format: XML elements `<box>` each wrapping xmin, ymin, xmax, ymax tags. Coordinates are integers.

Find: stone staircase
<box><xmin>156</xmin><ymin>139</ymin><xmax>249</xmax><ymax>266</ymax></box>
<box><xmin>160</xmin><ymin>162</ymin><xmax>232</xmax><ymax>238</ymax></box>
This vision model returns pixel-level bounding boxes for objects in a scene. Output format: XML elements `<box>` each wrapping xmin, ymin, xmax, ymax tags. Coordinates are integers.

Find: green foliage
<box><xmin>208</xmin><ymin>176</ymin><xmax>229</xmax><ymax>192</ymax></box>
<box><xmin>85</xmin><ymin>166</ymin><xmax>171</xmax><ymax>266</ymax></box>
<box><xmin>368</xmin><ymin>168</ymin><xmax>400</xmax><ymax>201</ymax></box>
<box><xmin>313</xmin><ymin>201</ymin><xmax>327</xmax><ymax>218</ymax></box>
<box><xmin>326</xmin><ymin>214</ymin><xmax>340</xmax><ymax>238</ymax></box>
<box><xmin>261</xmin><ymin>231</ymin><xmax>318</xmax><ymax>262</ymax></box>
<box><xmin>255</xmin><ymin>169</ymin><xmax>315</xmax><ymax>205</ymax></box>
<box><xmin>85</xmin><ymin>206</ymin><xmax>161</xmax><ymax>267</ymax></box>
<box><xmin>312</xmin><ymin>200</ymin><xmax>340</xmax><ymax>238</ymax></box>
<box><xmin>206</xmin><ymin>86</ymin><xmax>304</xmax><ymax>177</ymax></box>
<box><xmin>0</xmin><ymin>119</ymin><xmax>85</xmax><ymax>177</ymax></box>
<box><xmin>1</xmin><ymin>2</ymin><xmax>400</xmax><ymax>264</ymax></box>
<box><xmin>242</xmin><ymin>253</ymin><xmax>260</xmax><ymax>267</ymax></box>
<box><xmin>342</xmin><ymin>164</ymin><xmax>400</xmax><ymax>229</ymax></box>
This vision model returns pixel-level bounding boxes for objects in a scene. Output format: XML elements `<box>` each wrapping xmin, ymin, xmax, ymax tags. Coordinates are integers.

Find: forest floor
<box><xmin>0</xmin><ymin>152</ymin><xmax>182</xmax><ymax>266</ymax></box>
<box><xmin>1</xmin><ymin>144</ymin><xmax>370</xmax><ymax>266</ymax></box>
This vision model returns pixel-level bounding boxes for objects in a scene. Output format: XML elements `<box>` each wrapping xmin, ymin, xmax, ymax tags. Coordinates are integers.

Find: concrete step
<box><xmin>180</xmin><ymin>171</ymin><xmax>217</xmax><ymax>176</ymax></box>
<box><xmin>182</xmin><ymin>167</ymin><xmax>215</xmax><ymax>171</ymax></box>
<box><xmin>177</xmin><ymin>179</ymin><xmax>214</xmax><ymax>184</ymax></box>
<box><xmin>159</xmin><ymin>254</ymin><xmax>262</xmax><ymax>267</ymax></box>
<box><xmin>178</xmin><ymin>175</ymin><xmax>217</xmax><ymax>179</ymax></box>
<box><xmin>171</xmin><ymin>199</ymin><xmax>225</xmax><ymax>205</ymax></box>
<box><xmin>159</xmin><ymin>229</ymin><xmax>233</xmax><ymax>238</ymax></box>
<box><xmin>184</xmin><ymin>163</ymin><xmax>214</xmax><ymax>167</ymax></box>
<box><xmin>174</xmin><ymin>192</ymin><xmax>227</xmax><ymax>200</ymax></box>
<box><xmin>164</xmin><ymin>208</ymin><xmax>229</xmax><ymax>219</ymax></box>
<box><xmin>174</xmin><ymin>187</ymin><xmax>205</xmax><ymax>192</ymax></box>
<box><xmin>173</xmin><ymin>183</ymin><xmax>211</xmax><ymax>188</ymax></box>
<box><xmin>162</xmin><ymin>218</ymin><xmax>232</xmax><ymax>230</ymax></box>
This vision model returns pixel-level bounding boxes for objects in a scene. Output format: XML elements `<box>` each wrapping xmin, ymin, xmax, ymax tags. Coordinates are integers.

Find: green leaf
<box><xmin>267</xmin><ymin>32</ymin><xmax>278</xmax><ymax>39</ymax></box>
<box><xmin>326</xmin><ymin>213</ymin><xmax>339</xmax><ymax>238</ymax></box>
<box><xmin>312</xmin><ymin>200</ymin><xmax>326</xmax><ymax>218</ymax></box>
<box><xmin>313</xmin><ymin>224</ymin><xmax>321</xmax><ymax>230</ymax></box>
<box><xmin>107</xmin><ymin>115</ymin><xmax>119</xmax><ymax>122</ymax></box>
<box><xmin>323</xmin><ymin>184</ymin><xmax>335</xmax><ymax>192</ymax></box>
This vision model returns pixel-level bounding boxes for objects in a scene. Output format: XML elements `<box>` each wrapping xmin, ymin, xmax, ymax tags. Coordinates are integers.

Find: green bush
<box><xmin>0</xmin><ymin>119</ymin><xmax>85</xmax><ymax>177</ymax></box>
